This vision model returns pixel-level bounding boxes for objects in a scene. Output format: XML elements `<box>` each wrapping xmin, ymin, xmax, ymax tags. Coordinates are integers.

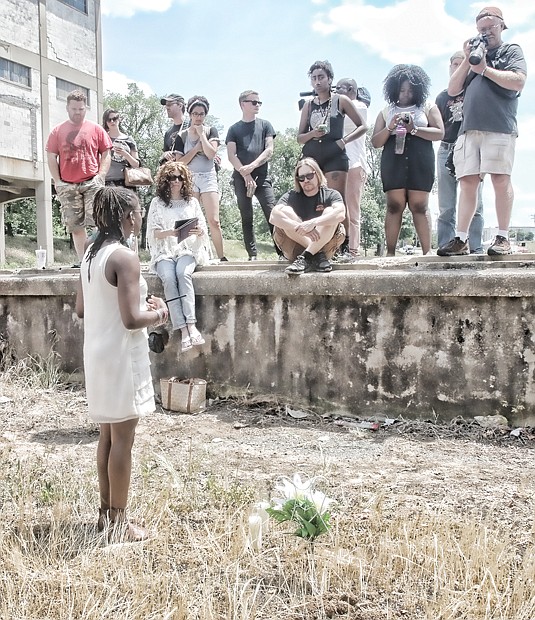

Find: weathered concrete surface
<box><xmin>2</xmin><ymin>255</ymin><xmax>535</xmax><ymax>425</ymax></box>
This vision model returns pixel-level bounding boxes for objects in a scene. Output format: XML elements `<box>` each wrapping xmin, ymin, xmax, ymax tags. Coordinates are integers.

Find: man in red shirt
<box><xmin>46</xmin><ymin>90</ymin><xmax>112</xmax><ymax>260</ymax></box>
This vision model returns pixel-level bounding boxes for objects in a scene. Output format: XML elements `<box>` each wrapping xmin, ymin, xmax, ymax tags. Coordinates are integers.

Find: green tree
<box><xmin>270</xmin><ymin>128</ymin><xmax>302</xmax><ymax>200</ymax></box>
<box><xmin>4</xmin><ymin>197</ymin><xmax>65</xmax><ymax>238</ymax></box>
<box><xmin>361</xmin><ymin>128</ymin><xmax>386</xmax><ymax>254</ymax></box>
<box><xmin>218</xmin><ymin>168</ymin><xmax>243</xmax><ymax>241</ymax></box>
<box><xmin>360</xmin><ymin>191</ymin><xmax>384</xmax><ymax>255</ymax></box>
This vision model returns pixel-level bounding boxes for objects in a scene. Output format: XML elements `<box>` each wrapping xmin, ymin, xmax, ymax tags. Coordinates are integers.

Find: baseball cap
<box><xmin>357</xmin><ymin>86</ymin><xmax>371</xmax><ymax>108</ymax></box>
<box><xmin>476</xmin><ymin>7</ymin><xmax>507</xmax><ymax>29</ymax></box>
<box><xmin>160</xmin><ymin>94</ymin><xmax>184</xmax><ymax>105</ymax></box>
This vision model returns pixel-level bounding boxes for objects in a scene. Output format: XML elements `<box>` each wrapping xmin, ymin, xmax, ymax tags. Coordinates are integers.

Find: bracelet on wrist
<box><xmin>153</xmin><ymin>307</ymin><xmax>168</xmax><ymax>327</ymax></box>
<box><xmin>481</xmin><ymin>68</ymin><xmax>487</xmax><ymax>78</ymax></box>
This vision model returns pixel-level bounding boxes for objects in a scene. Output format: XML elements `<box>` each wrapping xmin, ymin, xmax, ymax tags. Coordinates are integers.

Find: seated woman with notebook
<box><xmin>147</xmin><ymin>162</ymin><xmax>211</xmax><ymax>352</ymax></box>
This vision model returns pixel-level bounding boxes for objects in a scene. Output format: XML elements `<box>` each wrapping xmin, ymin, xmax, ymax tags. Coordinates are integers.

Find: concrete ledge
<box><xmin>2</xmin><ymin>254</ymin><xmax>535</xmax><ymax>298</ymax></box>
<box><xmin>2</xmin><ymin>256</ymin><xmax>535</xmax><ymax>425</ymax></box>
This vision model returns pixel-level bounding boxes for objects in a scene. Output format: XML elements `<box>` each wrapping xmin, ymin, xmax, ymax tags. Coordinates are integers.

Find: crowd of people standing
<box><xmin>45</xmin><ymin>5</ymin><xmax>525</xmax><ymax>541</ymax></box>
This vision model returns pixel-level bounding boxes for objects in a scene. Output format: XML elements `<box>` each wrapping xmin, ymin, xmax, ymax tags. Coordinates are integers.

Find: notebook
<box><xmin>174</xmin><ymin>218</ymin><xmax>198</xmax><ymax>243</ymax></box>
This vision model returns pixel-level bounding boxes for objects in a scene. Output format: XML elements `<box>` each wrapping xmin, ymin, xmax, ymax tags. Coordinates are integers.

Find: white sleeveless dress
<box><xmin>81</xmin><ymin>242</ymin><xmax>155</xmax><ymax>423</ymax></box>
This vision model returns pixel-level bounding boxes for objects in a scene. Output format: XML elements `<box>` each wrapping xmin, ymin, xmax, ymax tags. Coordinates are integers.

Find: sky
<box><xmin>101</xmin><ymin>0</ymin><xmax>534</xmax><ymax>228</ymax></box>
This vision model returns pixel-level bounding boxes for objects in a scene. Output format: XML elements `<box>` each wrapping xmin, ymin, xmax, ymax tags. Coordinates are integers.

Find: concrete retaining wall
<box><xmin>2</xmin><ymin>256</ymin><xmax>535</xmax><ymax>425</ymax></box>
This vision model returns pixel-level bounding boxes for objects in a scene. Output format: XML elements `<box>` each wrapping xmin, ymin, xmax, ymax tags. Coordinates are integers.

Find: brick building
<box><xmin>0</xmin><ymin>0</ymin><xmax>104</xmax><ymax>264</ymax></box>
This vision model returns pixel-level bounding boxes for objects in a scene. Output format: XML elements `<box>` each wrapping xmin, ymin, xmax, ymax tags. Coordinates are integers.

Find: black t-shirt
<box><xmin>435</xmin><ymin>89</ymin><xmax>465</xmax><ymax>144</ymax></box>
<box><xmin>225</xmin><ymin>118</ymin><xmax>276</xmax><ymax>176</ymax></box>
<box><xmin>163</xmin><ymin>120</ymin><xmax>190</xmax><ymax>152</ymax></box>
<box><xmin>278</xmin><ymin>187</ymin><xmax>342</xmax><ymax>222</ymax></box>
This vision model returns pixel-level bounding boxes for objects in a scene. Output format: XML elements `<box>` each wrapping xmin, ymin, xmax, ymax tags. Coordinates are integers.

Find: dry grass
<box><xmin>0</xmin><ymin>356</ymin><xmax>534</xmax><ymax>619</ymax></box>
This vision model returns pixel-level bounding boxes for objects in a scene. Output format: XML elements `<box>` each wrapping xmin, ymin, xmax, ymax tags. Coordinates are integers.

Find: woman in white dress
<box><xmin>147</xmin><ymin>161</ymin><xmax>210</xmax><ymax>353</ymax></box>
<box><xmin>76</xmin><ymin>186</ymin><xmax>168</xmax><ymax>542</ymax></box>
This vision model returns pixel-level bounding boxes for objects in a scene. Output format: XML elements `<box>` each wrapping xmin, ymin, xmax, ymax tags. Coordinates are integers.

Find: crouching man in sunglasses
<box><xmin>270</xmin><ymin>157</ymin><xmax>345</xmax><ymax>275</ymax></box>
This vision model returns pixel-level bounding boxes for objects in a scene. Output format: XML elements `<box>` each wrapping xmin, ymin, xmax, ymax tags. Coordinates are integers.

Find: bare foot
<box><xmin>108</xmin><ymin>520</ymin><xmax>150</xmax><ymax>543</ymax></box>
<box><xmin>97</xmin><ymin>508</ymin><xmax>109</xmax><ymax>532</ymax></box>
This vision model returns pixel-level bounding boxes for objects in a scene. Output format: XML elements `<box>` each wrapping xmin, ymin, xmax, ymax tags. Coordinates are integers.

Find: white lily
<box><xmin>252</xmin><ymin>501</ymin><xmax>270</xmax><ymax>531</ymax></box>
<box><xmin>267</xmin><ymin>473</ymin><xmax>335</xmax><ymax>541</ymax></box>
<box><xmin>310</xmin><ymin>490</ymin><xmax>335</xmax><ymax>514</ymax></box>
<box><xmin>247</xmin><ymin>514</ymin><xmax>263</xmax><ymax>552</ymax></box>
<box><xmin>273</xmin><ymin>473</ymin><xmax>316</xmax><ymax>501</ymax></box>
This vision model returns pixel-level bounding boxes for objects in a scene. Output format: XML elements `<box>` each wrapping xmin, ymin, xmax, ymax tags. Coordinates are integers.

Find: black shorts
<box><xmin>302</xmin><ymin>139</ymin><xmax>349</xmax><ymax>173</ymax></box>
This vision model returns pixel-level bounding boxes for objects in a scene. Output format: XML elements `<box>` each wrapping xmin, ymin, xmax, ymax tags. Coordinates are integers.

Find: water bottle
<box><xmin>395</xmin><ymin>123</ymin><xmax>407</xmax><ymax>155</ymax></box>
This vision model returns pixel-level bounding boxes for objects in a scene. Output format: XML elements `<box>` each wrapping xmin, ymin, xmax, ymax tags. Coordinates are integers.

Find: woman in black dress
<box><xmin>371</xmin><ymin>65</ymin><xmax>444</xmax><ymax>256</ymax></box>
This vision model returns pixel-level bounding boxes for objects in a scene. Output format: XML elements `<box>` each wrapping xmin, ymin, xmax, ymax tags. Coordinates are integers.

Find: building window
<box><xmin>58</xmin><ymin>0</ymin><xmax>87</xmax><ymax>13</ymax></box>
<box><xmin>56</xmin><ymin>78</ymin><xmax>90</xmax><ymax>106</ymax></box>
<box><xmin>0</xmin><ymin>58</ymin><xmax>31</xmax><ymax>87</ymax></box>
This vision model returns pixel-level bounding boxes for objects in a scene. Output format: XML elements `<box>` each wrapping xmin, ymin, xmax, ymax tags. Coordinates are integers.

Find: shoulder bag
<box><xmin>124</xmin><ymin>165</ymin><xmax>153</xmax><ymax>187</ymax></box>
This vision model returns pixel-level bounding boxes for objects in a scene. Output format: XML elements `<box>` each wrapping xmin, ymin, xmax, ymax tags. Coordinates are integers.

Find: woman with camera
<box><xmin>297</xmin><ymin>60</ymin><xmax>367</xmax><ymax>201</ymax></box>
<box><xmin>174</xmin><ymin>96</ymin><xmax>226</xmax><ymax>261</ymax></box>
<box><xmin>371</xmin><ymin>64</ymin><xmax>444</xmax><ymax>256</ymax></box>
<box><xmin>102</xmin><ymin>108</ymin><xmax>140</xmax><ymax>186</ymax></box>
<box><xmin>146</xmin><ymin>162</ymin><xmax>210</xmax><ymax>353</ymax></box>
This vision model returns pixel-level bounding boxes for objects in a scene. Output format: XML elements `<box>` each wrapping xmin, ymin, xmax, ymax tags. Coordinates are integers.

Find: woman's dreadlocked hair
<box><xmin>85</xmin><ymin>186</ymin><xmax>138</xmax><ymax>280</ymax></box>
<box><xmin>382</xmin><ymin>64</ymin><xmax>431</xmax><ymax>107</ymax></box>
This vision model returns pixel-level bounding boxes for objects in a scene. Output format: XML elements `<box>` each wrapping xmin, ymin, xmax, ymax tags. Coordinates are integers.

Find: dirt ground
<box><xmin>1</xmin><ymin>383</ymin><xmax>534</xmax><ymax>535</ymax></box>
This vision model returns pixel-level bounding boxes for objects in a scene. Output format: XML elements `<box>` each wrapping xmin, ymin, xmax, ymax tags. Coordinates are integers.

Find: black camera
<box><xmin>468</xmin><ymin>34</ymin><xmax>489</xmax><ymax>65</ymax></box>
<box><xmin>400</xmin><ymin>113</ymin><xmax>411</xmax><ymax>124</ymax></box>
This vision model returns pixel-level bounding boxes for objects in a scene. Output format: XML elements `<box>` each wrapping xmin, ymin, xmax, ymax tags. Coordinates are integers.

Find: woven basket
<box><xmin>160</xmin><ymin>377</ymin><xmax>207</xmax><ymax>413</ymax></box>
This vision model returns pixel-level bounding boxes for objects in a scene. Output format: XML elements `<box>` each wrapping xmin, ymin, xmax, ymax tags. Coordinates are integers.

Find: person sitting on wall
<box><xmin>270</xmin><ymin>157</ymin><xmax>345</xmax><ymax>275</ymax></box>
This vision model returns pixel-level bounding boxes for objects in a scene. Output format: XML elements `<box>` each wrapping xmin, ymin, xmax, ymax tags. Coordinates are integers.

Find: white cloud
<box><xmin>312</xmin><ymin>0</ymin><xmax>471</xmax><ymax>64</ymax></box>
<box><xmin>103</xmin><ymin>71</ymin><xmax>154</xmax><ymax>95</ymax></box>
<box><xmin>311</xmin><ymin>0</ymin><xmax>535</xmax><ymax>64</ymax></box>
<box><xmin>516</xmin><ymin>115</ymin><xmax>535</xmax><ymax>152</ymax></box>
<box><xmin>101</xmin><ymin>0</ymin><xmax>189</xmax><ymax>19</ymax></box>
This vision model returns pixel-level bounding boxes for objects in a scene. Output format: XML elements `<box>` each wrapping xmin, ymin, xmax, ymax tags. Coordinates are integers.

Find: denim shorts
<box><xmin>191</xmin><ymin>170</ymin><xmax>218</xmax><ymax>194</ymax></box>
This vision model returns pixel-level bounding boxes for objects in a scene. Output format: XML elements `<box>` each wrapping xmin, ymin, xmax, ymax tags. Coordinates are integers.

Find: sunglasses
<box><xmin>108</xmin><ymin>116</ymin><xmax>120</xmax><ymax>122</ymax></box>
<box><xmin>190</xmin><ymin>111</ymin><xmax>206</xmax><ymax>117</ymax></box>
<box><xmin>169</xmin><ymin>175</ymin><xmax>184</xmax><ymax>182</ymax></box>
<box><xmin>243</xmin><ymin>100</ymin><xmax>262</xmax><ymax>106</ymax></box>
<box><xmin>478</xmin><ymin>23</ymin><xmax>501</xmax><ymax>35</ymax></box>
<box><xmin>296</xmin><ymin>172</ymin><xmax>316</xmax><ymax>182</ymax></box>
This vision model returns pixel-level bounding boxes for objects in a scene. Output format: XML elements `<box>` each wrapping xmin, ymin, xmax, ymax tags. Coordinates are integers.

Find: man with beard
<box><xmin>438</xmin><ymin>7</ymin><xmax>527</xmax><ymax>257</ymax></box>
<box><xmin>160</xmin><ymin>94</ymin><xmax>189</xmax><ymax>163</ymax></box>
<box><xmin>46</xmin><ymin>90</ymin><xmax>112</xmax><ymax>260</ymax></box>
<box><xmin>270</xmin><ymin>157</ymin><xmax>345</xmax><ymax>275</ymax></box>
